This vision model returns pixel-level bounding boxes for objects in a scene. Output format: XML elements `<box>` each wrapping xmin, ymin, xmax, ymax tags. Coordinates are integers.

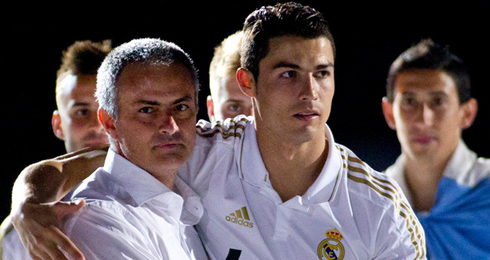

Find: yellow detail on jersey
<box><xmin>196</xmin><ymin>117</ymin><xmax>248</xmax><ymax>139</ymax></box>
<box><xmin>225</xmin><ymin>206</ymin><xmax>254</xmax><ymax>228</ymax></box>
<box><xmin>317</xmin><ymin>228</ymin><xmax>345</xmax><ymax>260</ymax></box>
<box><xmin>337</xmin><ymin>146</ymin><xmax>426</xmax><ymax>259</ymax></box>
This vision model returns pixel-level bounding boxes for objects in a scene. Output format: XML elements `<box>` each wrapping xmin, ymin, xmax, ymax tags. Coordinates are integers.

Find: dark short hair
<box><xmin>56</xmin><ymin>40</ymin><xmax>112</xmax><ymax>101</ymax></box>
<box><xmin>57</xmin><ymin>40</ymin><xmax>112</xmax><ymax>78</ymax></box>
<box><xmin>386</xmin><ymin>39</ymin><xmax>471</xmax><ymax>103</ymax></box>
<box><xmin>241</xmin><ymin>2</ymin><xmax>335</xmax><ymax>80</ymax></box>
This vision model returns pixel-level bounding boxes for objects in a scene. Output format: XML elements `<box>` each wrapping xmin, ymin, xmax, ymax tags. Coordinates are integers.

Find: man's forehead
<box><xmin>264</xmin><ymin>36</ymin><xmax>334</xmax><ymax>66</ymax></box>
<box><xmin>395</xmin><ymin>69</ymin><xmax>457</xmax><ymax>94</ymax></box>
<box><xmin>57</xmin><ymin>74</ymin><xmax>97</xmax><ymax>104</ymax></box>
<box><xmin>118</xmin><ymin>68</ymin><xmax>195</xmax><ymax>103</ymax></box>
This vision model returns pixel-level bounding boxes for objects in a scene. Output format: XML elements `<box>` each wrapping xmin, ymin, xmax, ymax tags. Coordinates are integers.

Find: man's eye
<box><xmin>432</xmin><ymin>97</ymin><xmax>445</xmax><ymax>106</ymax></box>
<box><xmin>175</xmin><ymin>104</ymin><xmax>189</xmax><ymax>112</ymax></box>
<box><xmin>314</xmin><ymin>70</ymin><xmax>330</xmax><ymax>78</ymax></box>
<box><xmin>139</xmin><ymin>107</ymin><xmax>153</xmax><ymax>113</ymax></box>
<box><xmin>401</xmin><ymin>97</ymin><xmax>416</xmax><ymax>107</ymax></box>
<box><xmin>76</xmin><ymin>109</ymin><xmax>89</xmax><ymax>116</ymax></box>
<box><xmin>229</xmin><ymin>104</ymin><xmax>239</xmax><ymax>112</ymax></box>
<box><xmin>280</xmin><ymin>71</ymin><xmax>295</xmax><ymax>78</ymax></box>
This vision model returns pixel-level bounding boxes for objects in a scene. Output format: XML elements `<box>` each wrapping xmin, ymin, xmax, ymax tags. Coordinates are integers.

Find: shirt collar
<box><xmin>304</xmin><ymin>124</ymin><xmax>342</xmax><ymax>204</ymax></box>
<box><xmin>174</xmin><ymin>177</ymin><xmax>204</xmax><ymax>225</ymax></box>
<box><xmin>104</xmin><ymin>149</ymin><xmax>173</xmax><ymax>206</ymax></box>
<box><xmin>238</xmin><ymin>119</ymin><xmax>342</xmax><ymax>204</ymax></box>
<box><xmin>385</xmin><ymin>139</ymin><xmax>477</xmax><ymax>205</ymax></box>
<box><xmin>103</xmin><ymin>149</ymin><xmax>203</xmax><ymax>224</ymax></box>
<box><xmin>443</xmin><ymin>140</ymin><xmax>477</xmax><ymax>186</ymax></box>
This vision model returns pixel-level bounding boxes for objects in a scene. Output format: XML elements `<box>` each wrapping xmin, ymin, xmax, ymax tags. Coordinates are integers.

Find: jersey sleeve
<box><xmin>373</xmin><ymin>204</ymin><xmax>427</xmax><ymax>260</ymax></box>
<box><xmin>370</xmin><ymin>179</ymin><xmax>427</xmax><ymax>260</ymax></box>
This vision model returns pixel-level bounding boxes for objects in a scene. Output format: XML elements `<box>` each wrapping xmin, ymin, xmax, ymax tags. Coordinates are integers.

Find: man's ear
<box><xmin>237</xmin><ymin>68</ymin><xmax>256</xmax><ymax>98</ymax></box>
<box><xmin>98</xmin><ymin>109</ymin><xmax>117</xmax><ymax>140</ymax></box>
<box><xmin>206</xmin><ymin>95</ymin><xmax>215</xmax><ymax>122</ymax></box>
<box><xmin>461</xmin><ymin>98</ymin><xmax>478</xmax><ymax>130</ymax></box>
<box><xmin>51</xmin><ymin>110</ymin><xmax>64</xmax><ymax>140</ymax></box>
<box><xmin>381</xmin><ymin>97</ymin><xmax>397</xmax><ymax>130</ymax></box>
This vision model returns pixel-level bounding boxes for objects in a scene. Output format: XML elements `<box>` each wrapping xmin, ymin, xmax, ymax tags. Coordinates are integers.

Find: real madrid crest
<box><xmin>317</xmin><ymin>228</ymin><xmax>345</xmax><ymax>260</ymax></box>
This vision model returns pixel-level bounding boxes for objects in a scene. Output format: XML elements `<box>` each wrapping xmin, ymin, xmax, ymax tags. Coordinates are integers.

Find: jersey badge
<box><xmin>317</xmin><ymin>228</ymin><xmax>345</xmax><ymax>260</ymax></box>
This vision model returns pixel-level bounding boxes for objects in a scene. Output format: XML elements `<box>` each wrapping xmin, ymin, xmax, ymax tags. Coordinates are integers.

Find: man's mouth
<box><xmin>293</xmin><ymin>110</ymin><xmax>320</xmax><ymax>121</ymax></box>
<box><xmin>411</xmin><ymin>135</ymin><xmax>437</xmax><ymax>145</ymax></box>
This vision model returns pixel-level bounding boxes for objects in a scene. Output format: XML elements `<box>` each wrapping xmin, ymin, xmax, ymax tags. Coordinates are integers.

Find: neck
<box><xmin>112</xmin><ymin>144</ymin><xmax>178</xmax><ymax>190</ymax></box>
<box><xmin>403</xmin><ymin>151</ymin><xmax>452</xmax><ymax>211</ymax></box>
<box><xmin>153</xmin><ymin>170</ymin><xmax>178</xmax><ymax>191</ymax></box>
<box><xmin>256</xmin><ymin>127</ymin><xmax>328</xmax><ymax>202</ymax></box>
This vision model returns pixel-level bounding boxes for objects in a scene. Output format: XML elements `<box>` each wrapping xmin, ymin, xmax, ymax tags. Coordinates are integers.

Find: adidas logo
<box><xmin>225</xmin><ymin>206</ymin><xmax>254</xmax><ymax>228</ymax></box>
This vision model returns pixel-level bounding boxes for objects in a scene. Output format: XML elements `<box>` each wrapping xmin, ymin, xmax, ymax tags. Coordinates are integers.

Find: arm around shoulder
<box><xmin>9</xmin><ymin>147</ymin><xmax>107</xmax><ymax>260</ymax></box>
<box><xmin>11</xmin><ymin>146</ymin><xmax>108</xmax><ymax>207</ymax></box>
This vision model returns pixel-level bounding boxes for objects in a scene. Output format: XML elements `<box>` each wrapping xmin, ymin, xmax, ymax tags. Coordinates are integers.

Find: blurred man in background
<box><xmin>382</xmin><ymin>39</ymin><xmax>490</xmax><ymax>259</ymax></box>
<box><xmin>207</xmin><ymin>31</ymin><xmax>252</xmax><ymax>122</ymax></box>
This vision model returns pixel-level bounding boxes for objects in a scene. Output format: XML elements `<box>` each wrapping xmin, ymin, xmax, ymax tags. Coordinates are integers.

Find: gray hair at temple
<box><xmin>96</xmin><ymin>38</ymin><xmax>200</xmax><ymax>119</ymax></box>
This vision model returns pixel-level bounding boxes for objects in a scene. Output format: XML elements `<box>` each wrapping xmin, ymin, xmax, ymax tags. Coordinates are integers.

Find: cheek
<box><xmin>62</xmin><ymin>120</ymin><xmax>87</xmax><ymax>136</ymax></box>
<box><xmin>438</xmin><ymin>111</ymin><xmax>463</xmax><ymax>133</ymax></box>
<box><xmin>392</xmin><ymin>109</ymin><xmax>411</xmax><ymax>132</ymax></box>
<box><xmin>180</xmin><ymin>120</ymin><xmax>197</xmax><ymax>140</ymax></box>
<box><xmin>116</xmin><ymin>120</ymin><xmax>152</xmax><ymax>145</ymax></box>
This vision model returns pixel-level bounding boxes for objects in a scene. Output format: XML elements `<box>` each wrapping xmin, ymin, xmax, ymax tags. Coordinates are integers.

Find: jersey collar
<box><xmin>237</xmin><ymin>119</ymin><xmax>342</xmax><ymax>205</ymax></box>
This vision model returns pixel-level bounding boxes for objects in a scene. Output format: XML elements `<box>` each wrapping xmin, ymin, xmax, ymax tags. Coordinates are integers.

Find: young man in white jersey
<box><xmin>11</xmin><ymin>3</ymin><xmax>426</xmax><ymax>259</ymax></box>
<box><xmin>382</xmin><ymin>39</ymin><xmax>490</xmax><ymax>259</ymax></box>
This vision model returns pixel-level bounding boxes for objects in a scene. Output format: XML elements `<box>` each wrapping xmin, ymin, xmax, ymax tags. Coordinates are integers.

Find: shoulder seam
<box><xmin>196</xmin><ymin>117</ymin><xmax>248</xmax><ymax>139</ymax></box>
<box><xmin>337</xmin><ymin>145</ymin><xmax>426</xmax><ymax>259</ymax></box>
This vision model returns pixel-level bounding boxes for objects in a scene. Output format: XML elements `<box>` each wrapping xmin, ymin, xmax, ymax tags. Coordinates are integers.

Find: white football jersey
<box><xmin>178</xmin><ymin>116</ymin><xmax>426</xmax><ymax>259</ymax></box>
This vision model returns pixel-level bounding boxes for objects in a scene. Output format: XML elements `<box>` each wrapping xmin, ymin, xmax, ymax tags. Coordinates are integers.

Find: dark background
<box><xmin>1</xmin><ymin>0</ymin><xmax>489</xmax><ymax>220</ymax></box>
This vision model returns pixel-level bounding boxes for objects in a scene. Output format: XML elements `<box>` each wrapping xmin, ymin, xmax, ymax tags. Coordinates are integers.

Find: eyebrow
<box><xmin>73</xmin><ymin>102</ymin><xmax>90</xmax><ymax>107</ymax></box>
<box><xmin>70</xmin><ymin>102</ymin><xmax>91</xmax><ymax>107</ymax></box>
<box><xmin>401</xmin><ymin>91</ymin><xmax>449</xmax><ymax>96</ymax></box>
<box><xmin>225</xmin><ymin>99</ymin><xmax>246</xmax><ymax>103</ymax></box>
<box><xmin>273</xmin><ymin>61</ymin><xmax>300</xmax><ymax>70</ymax></box>
<box><xmin>272</xmin><ymin>61</ymin><xmax>334</xmax><ymax>70</ymax></box>
<box><xmin>134</xmin><ymin>95</ymin><xmax>194</xmax><ymax>106</ymax></box>
<box><xmin>429</xmin><ymin>91</ymin><xmax>449</xmax><ymax>97</ymax></box>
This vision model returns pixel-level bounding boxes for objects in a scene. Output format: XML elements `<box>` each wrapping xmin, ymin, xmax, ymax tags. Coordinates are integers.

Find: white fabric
<box><xmin>178</xmin><ymin>116</ymin><xmax>426</xmax><ymax>260</ymax></box>
<box><xmin>63</xmin><ymin>149</ymin><xmax>207</xmax><ymax>260</ymax></box>
<box><xmin>385</xmin><ymin>140</ymin><xmax>490</xmax><ymax>206</ymax></box>
<box><xmin>1</xmin><ymin>190</ymin><xmax>78</xmax><ymax>260</ymax></box>
<box><xmin>1</xmin><ymin>219</ymin><xmax>32</xmax><ymax>260</ymax></box>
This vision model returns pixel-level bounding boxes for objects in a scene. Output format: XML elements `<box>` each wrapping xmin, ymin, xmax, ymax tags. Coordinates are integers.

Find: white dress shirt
<box><xmin>1</xmin><ymin>216</ymin><xmax>32</xmax><ymax>260</ymax></box>
<box><xmin>63</xmin><ymin>149</ymin><xmax>207</xmax><ymax>260</ymax></box>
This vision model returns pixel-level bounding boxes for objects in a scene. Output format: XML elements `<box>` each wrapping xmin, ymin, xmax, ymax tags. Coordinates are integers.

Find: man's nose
<box><xmin>159</xmin><ymin>113</ymin><xmax>179</xmax><ymax>135</ymax></box>
<box><xmin>299</xmin><ymin>74</ymin><xmax>319</xmax><ymax>101</ymax></box>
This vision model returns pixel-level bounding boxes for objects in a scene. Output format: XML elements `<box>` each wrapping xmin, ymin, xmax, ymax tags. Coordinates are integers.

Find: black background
<box><xmin>1</xmin><ymin>0</ymin><xmax>489</xmax><ymax>220</ymax></box>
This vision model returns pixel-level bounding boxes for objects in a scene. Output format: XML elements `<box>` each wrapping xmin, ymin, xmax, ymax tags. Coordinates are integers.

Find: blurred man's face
<box><xmin>208</xmin><ymin>74</ymin><xmax>253</xmax><ymax>122</ymax></box>
<box><xmin>383</xmin><ymin>69</ymin><xmax>475</xmax><ymax>162</ymax></box>
<box><xmin>53</xmin><ymin>74</ymin><xmax>108</xmax><ymax>152</ymax></box>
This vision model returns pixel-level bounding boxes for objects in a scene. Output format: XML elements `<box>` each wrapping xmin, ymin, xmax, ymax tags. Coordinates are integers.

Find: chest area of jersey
<box><xmin>197</xmin><ymin>177</ymin><xmax>370</xmax><ymax>259</ymax></box>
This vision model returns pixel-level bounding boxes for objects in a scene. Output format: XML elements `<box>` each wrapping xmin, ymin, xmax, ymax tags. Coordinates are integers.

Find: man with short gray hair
<box><xmin>60</xmin><ymin>38</ymin><xmax>206</xmax><ymax>259</ymax></box>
